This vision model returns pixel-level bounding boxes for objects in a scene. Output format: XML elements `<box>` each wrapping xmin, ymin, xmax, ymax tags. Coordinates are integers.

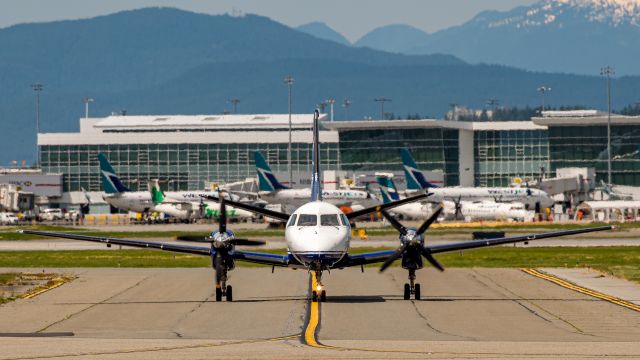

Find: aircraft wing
<box><xmin>335</xmin><ymin>250</ymin><xmax>397</xmax><ymax>268</ymax></box>
<box><xmin>233</xmin><ymin>250</ymin><xmax>292</xmax><ymax>267</ymax></box>
<box><xmin>335</xmin><ymin>225</ymin><xmax>612</xmax><ymax>268</ymax></box>
<box><xmin>346</xmin><ymin>193</ymin><xmax>430</xmax><ymax>220</ymax></box>
<box><xmin>18</xmin><ymin>230</ymin><xmax>211</xmax><ymax>256</ymax></box>
<box><xmin>426</xmin><ymin>225</ymin><xmax>613</xmax><ymax>254</ymax></box>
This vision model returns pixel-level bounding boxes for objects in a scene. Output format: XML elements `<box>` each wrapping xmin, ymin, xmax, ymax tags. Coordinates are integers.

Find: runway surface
<box><xmin>1</xmin><ymin>267</ymin><xmax>640</xmax><ymax>359</ymax></box>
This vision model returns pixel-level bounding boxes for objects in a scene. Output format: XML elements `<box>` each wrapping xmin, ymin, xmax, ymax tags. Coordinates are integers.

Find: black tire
<box><xmin>215</xmin><ymin>287</ymin><xmax>222</xmax><ymax>302</ymax></box>
<box><xmin>320</xmin><ymin>290</ymin><xmax>327</xmax><ymax>302</ymax></box>
<box><xmin>226</xmin><ymin>285</ymin><xmax>233</xmax><ymax>302</ymax></box>
<box><xmin>403</xmin><ymin>283</ymin><xmax>410</xmax><ymax>300</ymax></box>
<box><xmin>312</xmin><ymin>290</ymin><xmax>318</xmax><ymax>302</ymax></box>
<box><xmin>414</xmin><ymin>284</ymin><xmax>421</xmax><ymax>300</ymax></box>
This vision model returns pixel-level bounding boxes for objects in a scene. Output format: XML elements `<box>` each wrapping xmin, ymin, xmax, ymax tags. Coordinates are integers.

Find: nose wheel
<box><xmin>403</xmin><ymin>269</ymin><xmax>421</xmax><ymax>300</ymax></box>
<box><xmin>215</xmin><ymin>269</ymin><xmax>233</xmax><ymax>302</ymax></box>
<box><xmin>312</xmin><ymin>270</ymin><xmax>327</xmax><ymax>302</ymax></box>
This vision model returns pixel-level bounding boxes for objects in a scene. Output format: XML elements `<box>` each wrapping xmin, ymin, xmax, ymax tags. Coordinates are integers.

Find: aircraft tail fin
<box><xmin>98</xmin><ymin>153</ymin><xmax>131</xmax><ymax>194</ymax></box>
<box><xmin>376</xmin><ymin>176</ymin><xmax>401</xmax><ymax>204</ymax></box>
<box><xmin>400</xmin><ymin>148</ymin><xmax>438</xmax><ymax>190</ymax></box>
<box><xmin>310</xmin><ymin>109</ymin><xmax>322</xmax><ymax>201</ymax></box>
<box><xmin>254</xmin><ymin>152</ymin><xmax>289</xmax><ymax>192</ymax></box>
<box><xmin>148</xmin><ymin>179</ymin><xmax>165</xmax><ymax>205</ymax></box>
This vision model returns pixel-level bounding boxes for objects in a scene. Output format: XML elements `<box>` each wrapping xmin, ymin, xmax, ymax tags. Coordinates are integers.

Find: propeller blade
<box><xmin>379</xmin><ymin>242</ymin><xmax>408</xmax><ymax>272</ymax></box>
<box><xmin>416</xmin><ymin>206</ymin><xmax>443</xmax><ymax>235</ymax></box>
<box><xmin>420</xmin><ymin>248</ymin><xmax>445</xmax><ymax>272</ymax></box>
<box><xmin>176</xmin><ymin>235</ymin><xmax>210</xmax><ymax>242</ymax></box>
<box><xmin>230</xmin><ymin>239</ymin><xmax>266</xmax><ymax>246</ymax></box>
<box><xmin>219</xmin><ymin>191</ymin><xmax>227</xmax><ymax>234</ymax></box>
<box><xmin>380</xmin><ymin>210</ymin><xmax>407</xmax><ymax>235</ymax></box>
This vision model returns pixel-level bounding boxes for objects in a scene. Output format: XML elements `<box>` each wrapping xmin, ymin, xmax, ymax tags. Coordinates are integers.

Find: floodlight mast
<box><xmin>601</xmin><ymin>66</ymin><xmax>615</xmax><ymax>186</ymax></box>
<box><xmin>31</xmin><ymin>83</ymin><xmax>44</xmax><ymax>167</ymax></box>
<box><xmin>374</xmin><ymin>97</ymin><xmax>391</xmax><ymax>120</ymax></box>
<box><xmin>284</xmin><ymin>75</ymin><xmax>294</xmax><ymax>186</ymax></box>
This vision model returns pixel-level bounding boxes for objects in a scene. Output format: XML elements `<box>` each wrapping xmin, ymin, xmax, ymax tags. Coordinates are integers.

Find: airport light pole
<box><xmin>31</xmin><ymin>83</ymin><xmax>43</xmax><ymax>167</ymax></box>
<box><xmin>374</xmin><ymin>97</ymin><xmax>391</xmax><ymax>120</ymax></box>
<box><xmin>342</xmin><ymin>98</ymin><xmax>351</xmax><ymax>120</ymax></box>
<box><xmin>537</xmin><ymin>86</ymin><xmax>551</xmax><ymax>113</ymax></box>
<box><xmin>601</xmin><ymin>66</ymin><xmax>615</xmax><ymax>185</ymax></box>
<box><xmin>284</xmin><ymin>75</ymin><xmax>294</xmax><ymax>186</ymax></box>
<box><xmin>326</xmin><ymin>98</ymin><xmax>335</xmax><ymax>122</ymax></box>
<box><xmin>228</xmin><ymin>98</ymin><xmax>240</xmax><ymax>114</ymax></box>
<box><xmin>83</xmin><ymin>97</ymin><xmax>94</xmax><ymax>119</ymax></box>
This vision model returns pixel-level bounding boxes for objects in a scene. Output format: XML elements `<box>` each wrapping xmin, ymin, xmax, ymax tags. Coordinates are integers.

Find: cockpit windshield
<box><xmin>320</xmin><ymin>214</ymin><xmax>340</xmax><ymax>226</ymax></box>
<box><xmin>297</xmin><ymin>214</ymin><xmax>317</xmax><ymax>226</ymax></box>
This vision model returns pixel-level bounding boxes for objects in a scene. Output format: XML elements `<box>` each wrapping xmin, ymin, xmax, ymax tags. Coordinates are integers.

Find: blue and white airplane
<box><xmin>400</xmin><ymin>148</ymin><xmax>555</xmax><ymax>210</ymax></box>
<box><xmin>21</xmin><ymin>111</ymin><xmax>612</xmax><ymax>302</ymax></box>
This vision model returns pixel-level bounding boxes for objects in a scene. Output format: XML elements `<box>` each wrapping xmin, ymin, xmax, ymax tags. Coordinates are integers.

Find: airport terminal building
<box><xmin>38</xmin><ymin>111</ymin><xmax>640</xmax><ymax>192</ymax></box>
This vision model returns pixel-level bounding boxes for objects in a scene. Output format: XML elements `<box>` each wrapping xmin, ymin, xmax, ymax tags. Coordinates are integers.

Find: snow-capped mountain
<box><xmin>359</xmin><ymin>0</ymin><xmax>640</xmax><ymax>75</ymax></box>
<box><xmin>479</xmin><ymin>0</ymin><xmax>640</xmax><ymax>29</ymax></box>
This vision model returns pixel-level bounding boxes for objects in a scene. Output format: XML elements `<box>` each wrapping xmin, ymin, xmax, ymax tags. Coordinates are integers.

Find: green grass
<box><xmin>0</xmin><ymin>273</ymin><xmax>19</xmax><ymax>286</ymax></box>
<box><xmin>1</xmin><ymin>246</ymin><xmax>639</xmax><ymax>283</ymax></box>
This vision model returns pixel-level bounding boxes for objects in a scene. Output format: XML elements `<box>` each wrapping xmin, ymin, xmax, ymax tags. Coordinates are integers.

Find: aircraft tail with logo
<box><xmin>98</xmin><ymin>153</ymin><xmax>131</xmax><ymax>194</ymax></box>
<box><xmin>254</xmin><ymin>151</ymin><xmax>289</xmax><ymax>192</ymax></box>
<box><xmin>376</xmin><ymin>176</ymin><xmax>401</xmax><ymax>204</ymax></box>
<box><xmin>400</xmin><ymin>148</ymin><xmax>438</xmax><ymax>191</ymax></box>
<box><xmin>148</xmin><ymin>179</ymin><xmax>165</xmax><ymax>205</ymax></box>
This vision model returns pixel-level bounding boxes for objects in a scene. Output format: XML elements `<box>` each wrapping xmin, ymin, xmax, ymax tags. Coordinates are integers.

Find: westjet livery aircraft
<box><xmin>22</xmin><ymin>111</ymin><xmax>611</xmax><ymax>302</ymax></box>
<box><xmin>377</xmin><ymin>176</ymin><xmax>434</xmax><ymax>220</ymax></box>
<box><xmin>98</xmin><ymin>154</ymin><xmax>243</xmax><ymax>220</ymax></box>
<box><xmin>400</xmin><ymin>148</ymin><xmax>554</xmax><ymax>210</ymax></box>
<box><xmin>148</xmin><ymin>179</ymin><xmax>253</xmax><ymax>219</ymax></box>
<box><xmin>378</xmin><ymin>176</ymin><xmax>531</xmax><ymax>221</ymax></box>
<box><xmin>254</xmin><ymin>151</ymin><xmax>375</xmax><ymax>209</ymax></box>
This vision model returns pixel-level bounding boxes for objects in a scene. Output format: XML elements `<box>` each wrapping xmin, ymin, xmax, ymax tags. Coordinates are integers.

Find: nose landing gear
<box><xmin>403</xmin><ymin>269</ymin><xmax>420</xmax><ymax>300</ymax></box>
<box><xmin>215</xmin><ymin>268</ymin><xmax>233</xmax><ymax>302</ymax></box>
<box><xmin>311</xmin><ymin>270</ymin><xmax>327</xmax><ymax>302</ymax></box>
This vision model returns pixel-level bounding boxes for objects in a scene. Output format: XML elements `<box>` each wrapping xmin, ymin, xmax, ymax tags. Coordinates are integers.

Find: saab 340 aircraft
<box><xmin>22</xmin><ymin>111</ymin><xmax>612</xmax><ymax>302</ymax></box>
<box><xmin>400</xmin><ymin>148</ymin><xmax>555</xmax><ymax>211</ymax></box>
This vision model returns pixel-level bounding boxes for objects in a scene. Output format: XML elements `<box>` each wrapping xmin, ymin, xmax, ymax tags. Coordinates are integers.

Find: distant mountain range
<box><xmin>1</xmin><ymin>6</ymin><xmax>640</xmax><ymax>165</ymax></box>
<box><xmin>341</xmin><ymin>0</ymin><xmax>640</xmax><ymax>75</ymax></box>
<box><xmin>296</xmin><ymin>22</ymin><xmax>350</xmax><ymax>46</ymax></box>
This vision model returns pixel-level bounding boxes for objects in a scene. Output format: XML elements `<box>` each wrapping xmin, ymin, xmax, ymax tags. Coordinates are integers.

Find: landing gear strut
<box><xmin>404</xmin><ymin>269</ymin><xmax>420</xmax><ymax>300</ymax></box>
<box><xmin>215</xmin><ymin>268</ymin><xmax>233</xmax><ymax>302</ymax></box>
<box><xmin>311</xmin><ymin>270</ymin><xmax>327</xmax><ymax>303</ymax></box>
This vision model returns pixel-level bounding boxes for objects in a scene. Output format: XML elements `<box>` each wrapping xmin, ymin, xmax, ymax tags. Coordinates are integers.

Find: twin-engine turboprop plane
<box><xmin>21</xmin><ymin>110</ymin><xmax>613</xmax><ymax>302</ymax></box>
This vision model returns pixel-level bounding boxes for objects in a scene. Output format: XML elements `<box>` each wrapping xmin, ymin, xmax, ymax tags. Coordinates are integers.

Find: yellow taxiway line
<box><xmin>303</xmin><ymin>273</ymin><xmax>332</xmax><ymax>348</ymax></box>
<box><xmin>22</xmin><ymin>276</ymin><xmax>74</xmax><ymax>300</ymax></box>
<box><xmin>522</xmin><ymin>268</ymin><xmax>640</xmax><ymax>313</ymax></box>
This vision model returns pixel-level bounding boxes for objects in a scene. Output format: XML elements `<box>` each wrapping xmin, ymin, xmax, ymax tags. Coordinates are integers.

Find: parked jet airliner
<box><xmin>400</xmin><ymin>148</ymin><xmax>554</xmax><ymax>211</ymax></box>
<box><xmin>22</xmin><ymin>111</ymin><xmax>612</xmax><ymax>302</ymax></box>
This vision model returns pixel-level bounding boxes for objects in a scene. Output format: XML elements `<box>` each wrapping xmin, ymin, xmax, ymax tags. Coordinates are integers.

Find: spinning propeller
<box><xmin>379</xmin><ymin>205</ymin><xmax>445</xmax><ymax>272</ymax></box>
<box><xmin>176</xmin><ymin>193</ymin><xmax>266</xmax><ymax>247</ymax></box>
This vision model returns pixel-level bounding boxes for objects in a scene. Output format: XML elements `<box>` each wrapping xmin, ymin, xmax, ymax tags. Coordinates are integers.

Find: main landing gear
<box><xmin>311</xmin><ymin>270</ymin><xmax>327</xmax><ymax>303</ymax></box>
<box><xmin>215</xmin><ymin>269</ymin><xmax>233</xmax><ymax>302</ymax></box>
<box><xmin>403</xmin><ymin>269</ymin><xmax>421</xmax><ymax>300</ymax></box>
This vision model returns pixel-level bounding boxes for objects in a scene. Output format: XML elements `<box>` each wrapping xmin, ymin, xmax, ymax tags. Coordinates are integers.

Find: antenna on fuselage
<box><xmin>310</xmin><ymin>109</ymin><xmax>322</xmax><ymax>202</ymax></box>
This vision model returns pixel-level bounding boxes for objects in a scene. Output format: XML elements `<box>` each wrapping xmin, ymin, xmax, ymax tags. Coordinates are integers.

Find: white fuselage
<box><xmin>408</xmin><ymin>187</ymin><xmax>554</xmax><ymax>209</ymax></box>
<box><xmin>389</xmin><ymin>202</ymin><xmax>434</xmax><ymax>220</ymax></box>
<box><xmin>284</xmin><ymin>201</ymin><xmax>351</xmax><ymax>268</ymax></box>
<box><xmin>103</xmin><ymin>191</ymin><xmax>251</xmax><ymax>219</ymax></box>
<box><xmin>260</xmin><ymin>188</ymin><xmax>375</xmax><ymax>209</ymax></box>
<box><xmin>444</xmin><ymin>200</ymin><xmax>533</xmax><ymax>221</ymax></box>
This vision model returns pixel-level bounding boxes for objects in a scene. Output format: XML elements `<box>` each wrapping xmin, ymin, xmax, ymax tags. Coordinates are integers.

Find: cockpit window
<box><xmin>321</xmin><ymin>214</ymin><xmax>340</xmax><ymax>226</ymax></box>
<box><xmin>287</xmin><ymin>214</ymin><xmax>297</xmax><ymax>227</ymax></box>
<box><xmin>339</xmin><ymin>214</ymin><xmax>349</xmax><ymax>226</ymax></box>
<box><xmin>297</xmin><ymin>214</ymin><xmax>317</xmax><ymax>226</ymax></box>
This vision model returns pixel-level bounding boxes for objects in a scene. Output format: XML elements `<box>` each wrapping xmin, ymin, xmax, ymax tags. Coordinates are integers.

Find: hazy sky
<box><xmin>0</xmin><ymin>0</ymin><xmax>536</xmax><ymax>41</ymax></box>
